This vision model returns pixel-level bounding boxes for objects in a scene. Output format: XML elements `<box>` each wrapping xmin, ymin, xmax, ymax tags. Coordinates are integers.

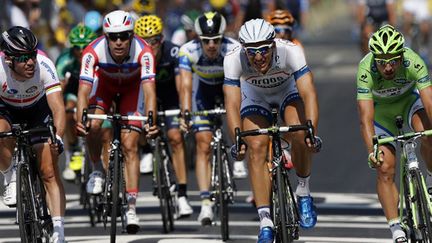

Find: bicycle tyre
<box><xmin>34</xmin><ymin>170</ymin><xmax>52</xmax><ymax>243</ymax></box>
<box><xmin>402</xmin><ymin>170</ymin><xmax>416</xmax><ymax>242</ymax></box>
<box><xmin>154</xmin><ymin>143</ymin><xmax>173</xmax><ymax>233</ymax></box>
<box><xmin>17</xmin><ymin>163</ymin><xmax>37</xmax><ymax>243</ymax></box>
<box><xmin>110</xmin><ymin>149</ymin><xmax>121</xmax><ymax>243</ymax></box>
<box><xmin>284</xmin><ymin>169</ymin><xmax>299</xmax><ymax>241</ymax></box>
<box><xmin>412</xmin><ymin>170</ymin><xmax>432</xmax><ymax>242</ymax></box>
<box><xmin>273</xmin><ymin>164</ymin><xmax>290</xmax><ymax>243</ymax></box>
<box><xmin>217</xmin><ymin>143</ymin><xmax>229</xmax><ymax>241</ymax></box>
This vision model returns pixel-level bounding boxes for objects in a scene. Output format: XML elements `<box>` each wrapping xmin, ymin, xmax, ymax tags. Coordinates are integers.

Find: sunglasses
<box><xmin>200</xmin><ymin>35</ymin><xmax>222</xmax><ymax>45</ymax></box>
<box><xmin>107</xmin><ymin>32</ymin><xmax>132</xmax><ymax>42</ymax></box>
<box><xmin>13</xmin><ymin>51</ymin><xmax>37</xmax><ymax>63</ymax></box>
<box><xmin>375</xmin><ymin>55</ymin><xmax>402</xmax><ymax>66</ymax></box>
<box><xmin>145</xmin><ymin>35</ymin><xmax>162</xmax><ymax>45</ymax></box>
<box><xmin>274</xmin><ymin>26</ymin><xmax>292</xmax><ymax>34</ymax></box>
<box><xmin>244</xmin><ymin>43</ymin><xmax>273</xmax><ymax>57</ymax></box>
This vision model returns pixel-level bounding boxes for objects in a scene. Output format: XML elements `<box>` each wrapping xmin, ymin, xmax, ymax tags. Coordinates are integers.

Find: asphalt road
<box><xmin>0</xmin><ymin>6</ymin><xmax>401</xmax><ymax>243</ymax></box>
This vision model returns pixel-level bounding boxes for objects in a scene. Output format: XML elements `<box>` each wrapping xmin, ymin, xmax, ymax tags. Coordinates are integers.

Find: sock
<box><xmin>1</xmin><ymin>162</ymin><xmax>15</xmax><ymax>185</ymax></box>
<box><xmin>200</xmin><ymin>191</ymin><xmax>210</xmax><ymax>200</ymax></box>
<box><xmin>257</xmin><ymin>206</ymin><xmax>273</xmax><ymax>229</ymax></box>
<box><xmin>127</xmin><ymin>189</ymin><xmax>138</xmax><ymax>212</ymax></box>
<box><xmin>178</xmin><ymin>184</ymin><xmax>187</xmax><ymax>198</ymax></box>
<box><xmin>51</xmin><ymin>216</ymin><xmax>65</xmax><ymax>240</ymax></box>
<box><xmin>92</xmin><ymin>160</ymin><xmax>104</xmax><ymax>172</ymax></box>
<box><xmin>389</xmin><ymin>218</ymin><xmax>406</xmax><ymax>241</ymax></box>
<box><xmin>295</xmin><ymin>174</ymin><xmax>310</xmax><ymax>197</ymax></box>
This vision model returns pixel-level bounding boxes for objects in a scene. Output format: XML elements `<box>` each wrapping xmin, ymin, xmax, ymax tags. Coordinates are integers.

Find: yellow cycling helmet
<box><xmin>134</xmin><ymin>15</ymin><xmax>163</xmax><ymax>38</ymax></box>
<box><xmin>133</xmin><ymin>0</ymin><xmax>156</xmax><ymax>14</ymax></box>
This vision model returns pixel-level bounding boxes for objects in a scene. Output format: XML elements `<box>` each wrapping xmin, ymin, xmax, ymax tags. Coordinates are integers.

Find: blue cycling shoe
<box><xmin>257</xmin><ymin>226</ymin><xmax>274</xmax><ymax>243</ymax></box>
<box><xmin>297</xmin><ymin>195</ymin><xmax>317</xmax><ymax>229</ymax></box>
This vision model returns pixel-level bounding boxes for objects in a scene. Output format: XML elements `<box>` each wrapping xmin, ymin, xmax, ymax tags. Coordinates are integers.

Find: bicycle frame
<box><xmin>373</xmin><ymin>119</ymin><xmax>432</xmax><ymax>242</ymax></box>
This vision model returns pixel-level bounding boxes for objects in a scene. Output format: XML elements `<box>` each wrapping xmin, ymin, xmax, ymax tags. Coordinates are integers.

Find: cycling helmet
<box><xmin>103</xmin><ymin>10</ymin><xmax>134</xmax><ymax>33</ymax></box>
<box><xmin>69</xmin><ymin>24</ymin><xmax>97</xmax><ymax>48</ymax></box>
<box><xmin>267</xmin><ymin>9</ymin><xmax>295</xmax><ymax>26</ymax></box>
<box><xmin>181</xmin><ymin>10</ymin><xmax>200</xmax><ymax>30</ymax></box>
<box><xmin>369</xmin><ymin>24</ymin><xmax>405</xmax><ymax>55</ymax></box>
<box><xmin>210</xmin><ymin>0</ymin><xmax>228</xmax><ymax>9</ymax></box>
<box><xmin>134</xmin><ymin>15</ymin><xmax>163</xmax><ymax>38</ymax></box>
<box><xmin>0</xmin><ymin>26</ymin><xmax>38</xmax><ymax>56</ymax></box>
<box><xmin>195</xmin><ymin>12</ymin><xmax>226</xmax><ymax>37</ymax></box>
<box><xmin>132</xmin><ymin>0</ymin><xmax>156</xmax><ymax>14</ymax></box>
<box><xmin>84</xmin><ymin>10</ymin><xmax>102</xmax><ymax>33</ymax></box>
<box><xmin>238</xmin><ymin>19</ymin><xmax>275</xmax><ymax>44</ymax></box>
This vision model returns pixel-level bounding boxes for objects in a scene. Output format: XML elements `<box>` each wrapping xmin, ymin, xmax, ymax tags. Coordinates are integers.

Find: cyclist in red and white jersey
<box><xmin>0</xmin><ymin>26</ymin><xmax>66</xmax><ymax>243</ymax></box>
<box><xmin>75</xmin><ymin>10</ymin><xmax>157</xmax><ymax>234</ymax></box>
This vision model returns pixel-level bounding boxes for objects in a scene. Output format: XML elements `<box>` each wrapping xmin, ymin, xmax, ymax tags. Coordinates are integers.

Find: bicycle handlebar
<box><xmin>373</xmin><ymin>129</ymin><xmax>432</xmax><ymax>146</ymax></box>
<box><xmin>81</xmin><ymin>109</ymin><xmax>149</xmax><ymax>123</ymax></box>
<box><xmin>0</xmin><ymin>118</ymin><xmax>56</xmax><ymax>141</ymax></box>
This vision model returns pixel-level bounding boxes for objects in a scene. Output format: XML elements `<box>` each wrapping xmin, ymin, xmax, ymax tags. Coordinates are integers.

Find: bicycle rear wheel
<box><xmin>17</xmin><ymin>163</ymin><xmax>38</xmax><ymax>243</ymax></box>
<box><xmin>412</xmin><ymin>170</ymin><xmax>432</xmax><ymax>242</ymax></box>
<box><xmin>154</xmin><ymin>144</ymin><xmax>174</xmax><ymax>233</ymax></box>
<box><xmin>110</xmin><ymin>149</ymin><xmax>121</xmax><ymax>243</ymax></box>
<box><xmin>216</xmin><ymin>143</ymin><xmax>229</xmax><ymax>241</ymax></box>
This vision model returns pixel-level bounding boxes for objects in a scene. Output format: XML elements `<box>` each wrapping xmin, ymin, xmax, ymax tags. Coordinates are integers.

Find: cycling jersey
<box><xmin>224</xmin><ymin>38</ymin><xmax>309</xmax><ymax>123</ymax></box>
<box><xmin>79</xmin><ymin>35</ymin><xmax>156</xmax><ymax>130</ymax></box>
<box><xmin>357</xmin><ymin>47</ymin><xmax>431</xmax><ymax>137</ymax></box>
<box><xmin>156</xmin><ymin>40</ymin><xmax>180</xmax><ymax>129</ymax></box>
<box><xmin>179</xmin><ymin>37</ymin><xmax>240</xmax><ymax>131</ymax></box>
<box><xmin>0</xmin><ymin>50</ymin><xmax>61</xmax><ymax>108</ymax></box>
<box><xmin>55</xmin><ymin>48</ymin><xmax>80</xmax><ymax>101</ymax></box>
<box><xmin>358</xmin><ymin>0</ymin><xmax>393</xmax><ymax>24</ymax></box>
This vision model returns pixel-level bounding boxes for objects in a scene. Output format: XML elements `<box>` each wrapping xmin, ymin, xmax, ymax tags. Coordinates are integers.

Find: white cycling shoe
<box><xmin>126</xmin><ymin>209</ymin><xmax>140</xmax><ymax>234</ymax></box>
<box><xmin>177</xmin><ymin>196</ymin><xmax>193</xmax><ymax>218</ymax></box>
<box><xmin>197</xmin><ymin>202</ymin><xmax>213</xmax><ymax>226</ymax></box>
<box><xmin>86</xmin><ymin>171</ymin><xmax>104</xmax><ymax>195</ymax></box>
<box><xmin>139</xmin><ymin>152</ymin><xmax>153</xmax><ymax>174</ymax></box>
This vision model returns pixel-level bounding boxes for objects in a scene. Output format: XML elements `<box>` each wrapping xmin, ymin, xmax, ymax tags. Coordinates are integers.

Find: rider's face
<box><xmin>244</xmin><ymin>41</ymin><xmax>274</xmax><ymax>74</ymax></box>
<box><xmin>106</xmin><ymin>31</ymin><xmax>132</xmax><ymax>61</ymax></box>
<box><xmin>9</xmin><ymin>51</ymin><xmax>37</xmax><ymax>79</ymax></box>
<box><xmin>375</xmin><ymin>53</ymin><xmax>402</xmax><ymax>80</ymax></box>
<box><xmin>200</xmin><ymin>35</ymin><xmax>222</xmax><ymax>60</ymax></box>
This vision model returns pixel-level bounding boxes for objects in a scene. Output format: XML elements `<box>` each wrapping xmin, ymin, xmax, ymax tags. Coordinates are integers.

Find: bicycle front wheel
<box><xmin>412</xmin><ymin>169</ymin><xmax>432</xmax><ymax>242</ymax></box>
<box><xmin>216</xmin><ymin>143</ymin><xmax>229</xmax><ymax>241</ymax></box>
<box><xmin>110</xmin><ymin>149</ymin><xmax>121</xmax><ymax>243</ymax></box>
<box><xmin>17</xmin><ymin>163</ymin><xmax>37</xmax><ymax>243</ymax></box>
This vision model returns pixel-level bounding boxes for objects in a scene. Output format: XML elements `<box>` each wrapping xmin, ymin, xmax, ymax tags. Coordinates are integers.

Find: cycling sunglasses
<box><xmin>13</xmin><ymin>51</ymin><xmax>37</xmax><ymax>63</ymax></box>
<box><xmin>107</xmin><ymin>31</ymin><xmax>132</xmax><ymax>42</ymax></box>
<box><xmin>375</xmin><ymin>55</ymin><xmax>402</xmax><ymax>66</ymax></box>
<box><xmin>145</xmin><ymin>35</ymin><xmax>163</xmax><ymax>45</ymax></box>
<box><xmin>244</xmin><ymin>43</ymin><xmax>274</xmax><ymax>57</ymax></box>
<box><xmin>200</xmin><ymin>35</ymin><xmax>222</xmax><ymax>45</ymax></box>
<box><xmin>274</xmin><ymin>26</ymin><xmax>292</xmax><ymax>34</ymax></box>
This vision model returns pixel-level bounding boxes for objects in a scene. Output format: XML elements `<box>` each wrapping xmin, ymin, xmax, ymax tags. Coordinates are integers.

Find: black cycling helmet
<box><xmin>195</xmin><ymin>12</ymin><xmax>226</xmax><ymax>37</ymax></box>
<box><xmin>0</xmin><ymin>26</ymin><xmax>38</xmax><ymax>56</ymax></box>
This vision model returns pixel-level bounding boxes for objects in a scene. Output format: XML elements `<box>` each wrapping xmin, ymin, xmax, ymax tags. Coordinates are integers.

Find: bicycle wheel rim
<box><xmin>413</xmin><ymin>170</ymin><xmax>432</xmax><ymax>242</ymax></box>
<box><xmin>17</xmin><ymin>163</ymin><xmax>37</xmax><ymax>243</ymax></box>
<box><xmin>217</xmin><ymin>145</ymin><xmax>229</xmax><ymax>241</ymax></box>
<box><xmin>274</xmin><ymin>165</ymin><xmax>290</xmax><ymax>243</ymax></box>
<box><xmin>110</xmin><ymin>149</ymin><xmax>121</xmax><ymax>243</ymax></box>
<box><xmin>155</xmin><ymin>144</ymin><xmax>170</xmax><ymax>233</ymax></box>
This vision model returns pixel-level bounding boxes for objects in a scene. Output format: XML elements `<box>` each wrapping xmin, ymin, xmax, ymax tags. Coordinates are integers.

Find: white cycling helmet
<box><xmin>103</xmin><ymin>10</ymin><xmax>134</xmax><ymax>33</ymax></box>
<box><xmin>238</xmin><ymin>18</ymin><xmax>275</xmax><ymax>44</ymax></box>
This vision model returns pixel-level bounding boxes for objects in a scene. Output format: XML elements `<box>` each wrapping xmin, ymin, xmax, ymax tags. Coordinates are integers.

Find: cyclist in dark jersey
<box><xmin>134</xmin><ymin>15</ymin><xmax>194</xmax><ymax>218</ymax></box>
<box><xmin>357</xmin><ymin>0</ymin><xmax>396</xmax><ymax>55</ymax></box>
<box><xmin>55</xmin><ymin>24</ymin><xmax>97</xmax><ymax>181</ymax></box>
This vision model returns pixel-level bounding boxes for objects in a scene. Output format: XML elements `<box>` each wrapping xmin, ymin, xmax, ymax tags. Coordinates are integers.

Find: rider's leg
<box><xmin>242</xmin><ymin>115</ymin><xmax>272</xmax><ymax>228</ymax></box>
<box><xmin>0</xmin><ymin>118</ymin><xmax>16</xmax><ymax>206</ymax></box>
<box><xmin>195</xmin><ymin>131</ymin><xmax>213</xmax><ymax>224</ymax></box>
<box><xmin>63</xmin><ymin>99</ymin><xmax>79</xmax><ymax>180</ymax></box>
<box><xmin>35</xmin><ymin>143</ymin><xmax>66</xmax><ymax>241</ymax></box>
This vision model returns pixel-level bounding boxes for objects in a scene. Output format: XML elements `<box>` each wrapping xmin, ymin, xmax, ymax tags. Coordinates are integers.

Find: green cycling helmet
<box><xmin>368</xmin><ymin>25</ymin><xmax>405</xmax><ymax>55</ymax></box>
<box><xmin>69</xmin><ymin>24</ymin><xmax>97</xmax><ymax>49</ymax></box>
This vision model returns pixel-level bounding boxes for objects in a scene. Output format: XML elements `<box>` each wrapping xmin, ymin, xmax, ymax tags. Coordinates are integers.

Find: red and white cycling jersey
<box><xmin>0</xmin><ymin>50</ymin><xmax>61</xmax><ymax>108</ymax></box>
<box><xmin>79</xmin><ymin>35</ymin><xmax>155</xmax><ymax>118</ymax></box>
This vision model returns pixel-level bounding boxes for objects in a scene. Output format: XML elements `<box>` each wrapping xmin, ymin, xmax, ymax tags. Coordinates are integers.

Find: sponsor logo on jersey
<box><xmin>414</xmin><ymin>63</ymin><xmax>424</xmax><ymax>73</ymax></box>
<box><xmin>248</xmin><ymin>76</ymin><xmax>286</xmax><ymax>88</ymax></box>
<box><xmin>25</xmin><ymin>86</ymin><xmax>38</xmax><ymax>93</ymax></box>
<box><xmin>6</xmin><ymin>89</ymin><xmax>18</xmax><ymax>94</ymax></box>
<box><xmin>376</xmin><ymin>87</ymin><xmax>402</xmax><ymax>96</ymax></box>
<box><xmin>143</xmin><ymin>55</ymin><xmax>152</xmax><ymax>75</ymax></box>
<box><xmin>357</xmin><ymin>88</ymin><xmax>370</xmax><ymax>94</ymax></box>
<box><xmin>403</xmin><ymin>60</ymin><xmax>410</xmax><ymax>67</ymax></box>
<box><xmin>40</xmin><ymin>61</ymin><xmax>56</xmax><ymax>80</ymax></box>
<box><xmin>84</xmin><ymin>55</ymin><xmax>93</xmax><ymax>75</ymax></box>
<box><xmin>394</xmin><ymin>78</ymin><xmax>409</xmax><ymax>85</ymax></box>
<box><xmin>359</xmin><ymin>73</ymin><xmax>368</xmax><ymax>83</ymax></box>
<box><xmin>2</xmin><ymin>83</ymin><xmax>7</xmax><ymax>92</ymax></box>
<box><xmin>418</xmin><ymin>75</ymin><xmax>430</xmax><ymax>83</ymax></box>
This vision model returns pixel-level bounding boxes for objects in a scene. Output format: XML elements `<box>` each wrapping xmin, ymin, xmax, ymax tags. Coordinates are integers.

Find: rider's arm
<box><xmin>76</xmin><ymin>51</ymin><xmax>97</xmax><ymax>132</ymax></box>
<box><xmin>413</xmin><ymin>50</ymin><xmax>432</xmax><ymax>123</ymax></box>
<box><xmin>419</xmin><ymin>86</ymin><xmax>432</xmax><ymax>123</ymax></box>
<box><xmin>296</xmin><ymin>72</ymin><xmax>319</xmax><ymax>133</ymax></box>
<box><xmin>47</xmin><ymin>91</ymin><xmax>66</xmax><ymax>137</ymax></box>
<box><xmin>358</xmin><ymin>99</ymin><xmax>375</xmax><ymax>154</ymax></box>
<box><xmin>140</xmin><ymin>51</ymin><xmax>157</xmax><ymax>121</ymax></box>
<box><xmin>178</xmin><ymin>46</ymin><xmax>193</xmax><ymax>112</ymax></box>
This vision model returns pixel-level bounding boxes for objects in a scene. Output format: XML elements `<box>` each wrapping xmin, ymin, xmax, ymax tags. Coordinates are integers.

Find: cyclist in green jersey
<box><xmin>357</xmin><ymin>24</ymin><xmax>432</xmax><ymax>242</ymax></box>
<box><xmin>55</xmin><ymin>25</ymin><xmax>97</xmax><ymax>181</ymax></box>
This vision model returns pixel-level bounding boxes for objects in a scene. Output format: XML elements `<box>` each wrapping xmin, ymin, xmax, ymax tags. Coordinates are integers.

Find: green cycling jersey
<box><xmin>357</xmin><ymin>47</ymin><xmax>431</xmax><ymax>104</ymax></box>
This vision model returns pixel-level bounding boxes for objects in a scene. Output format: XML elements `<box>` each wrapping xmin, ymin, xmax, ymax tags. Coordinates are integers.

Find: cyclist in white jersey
<box><xmin>0</xmin><ymin>26</ymin><xmax>66</xmax><ymax>243</ymax></box>
<box><xmin>224</xmin><ymin>19</ymin><xmax>321</xmax><ymax>242</ymax></box>
<box><xmin>179</xmin><ymin>11</ymin><xmax>241</xmax><ymax>226</ymax></box>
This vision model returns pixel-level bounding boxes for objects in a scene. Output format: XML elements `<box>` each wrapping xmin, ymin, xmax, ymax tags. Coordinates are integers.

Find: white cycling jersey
<box><xmin>0</xmin><ymin>51</ymin><xmax>61</xmax><ymax>108</ymax></box>
<box><xmin>223</xmin><ymin>38</ymin><xmax>310</xmax><ymax>121</ymax></box>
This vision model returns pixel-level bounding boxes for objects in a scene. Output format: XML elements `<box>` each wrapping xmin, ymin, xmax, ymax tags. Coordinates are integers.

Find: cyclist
<box><xmin>267</xmin><ymin>9</ymin><xmax>303</xmax><ymax>48</ymax></box>
<box><xmin>75</xmin><ymin>10</ymin><xmax>158</xmax><ymax>234</ymax></box>
<box><xmin>171</xmin><ymin>10</ymin><xmax>200</xmax><ymax>47</ymax></box>
<box><xmin>0</xmin><ymin>26</ymin><xmax>66</xmax><ymax>242</ymax></box>
<box><xmin>357</xmin><ymin>25</ymin><xmax>432</xmax><ymax>242</ymax></box>
<box><xmin>134</xmin><ymin>14</ymin><xmax>193</xmax><ymax>218</ymax></box>
<box><xmin>224</xmin><ymin>19</ymin><xmax>321</xmax><ymax>242</ymax></box>
<box><xmin>357</xmin><ymin>0</ymin><xmax>396</xmax><ymax>55</ymax></box>
<box><xmin>179</xmin><ymin>11</ymin><xmax>241</xmax><ymax>225</ymax></box>
<box><xmin>56</xmin><ymin>24</ymin><xmax>97</xmax><ymax>181</ymax></box>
